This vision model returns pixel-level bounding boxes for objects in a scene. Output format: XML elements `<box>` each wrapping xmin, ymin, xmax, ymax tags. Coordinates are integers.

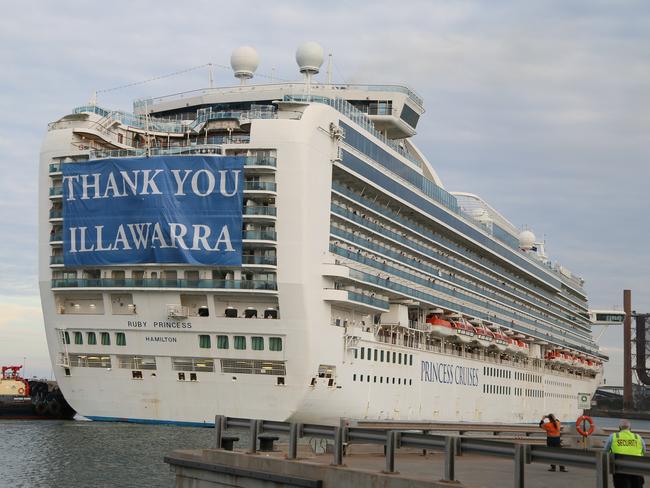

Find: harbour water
<box><xmin>1</xmin><ymin>417</ymin><xmax>648</xmax><ymax>488</ymax></box>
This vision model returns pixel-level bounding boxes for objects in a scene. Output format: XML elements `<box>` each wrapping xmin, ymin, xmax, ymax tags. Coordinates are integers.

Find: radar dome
<box><xmin>296</xmin><ymin>42</ymin><xmax>324</xmax><ymax>74</ymax></box>
<box><xmin>230</xmin><ymin>46</ymin><xmax>259</xmax><ymax>81</ymax></box>
<box><xmin>518</xmin><ymin>230</ymin><xmax>536</xmax><ymax>250</ymax></box>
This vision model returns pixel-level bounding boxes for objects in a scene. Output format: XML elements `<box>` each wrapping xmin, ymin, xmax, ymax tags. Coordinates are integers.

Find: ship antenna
<box><xmin>296</xmin><ymin>42</ymin><xmax>324</xmax><ymax>101</ymax></box>
<box><xmin>208</xmin><ymin>63</ymin><xmax>214</xmax><ymax>89</ymax></box>
<box><xmin>326</xmin><ymin>53</ymin><xmax>333</xmax><ymax>84</ymax></box>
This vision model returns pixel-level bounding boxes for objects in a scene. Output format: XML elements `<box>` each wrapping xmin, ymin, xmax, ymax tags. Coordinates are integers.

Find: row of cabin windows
<box><xmin>198</xmin><ymin>335</ymin><xmax>282</xmax><ymax>351</ymax></box>
<box><xmin>353</xmin><ymin>374</ymin><xmax>412</xmax><ymax>386</ymax></box>
<box><xmin>354</xmin><ymin>347</ymin><xmax>413</xmax><ymax>366</ymax></box>
<box><xmin>545</xmin><ymin>379</ymin><xmax>570</xmax><ymax>388</ymax></box>
<box><xmin>546</xmin><ymin>392</ymin><xmax>573</xmax><ymax>399</ymax></box>
<box><xmin>483</xmin><ymin>384</ymin><xmax>512</xmax><ymax>395</ymax></box>
<box><xmin>483</xmin><ymin>366</ymin><xmax>511</xmax><ymax>379</ymax></box>
<box><xmin>64</xmin><ymin>331</ymin><xmax>125</xmax><ymax>346</ymax></box>
<box><xmin>514</xmin><ymin>371</ymin><xmax>542</xmax><ymax>383</ymax></box>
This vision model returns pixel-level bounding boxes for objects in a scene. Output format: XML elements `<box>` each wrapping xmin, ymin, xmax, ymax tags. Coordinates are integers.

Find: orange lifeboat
<box><xmin>492</xmin><ymin>331</ymin><xmax>509</xmax><ymax>352</ymax></box>
<box><xmin>426</xmin><ymin>313</ymin><xmax>454</xmax><ymax>337</ymax></box>
<box><xmin>515</xmin><ymin>340</ymin><xmax>529</xmax><ymax>355</ymax></box>
<box><xmin>472</xmin><ymin>323</ymin><xmax>495</xmax><ymax>348</ymax></box>
<box><xmin>450</xmin><ymin>317</ymin><xmax>476</xmax><ymax>343</ymax></box>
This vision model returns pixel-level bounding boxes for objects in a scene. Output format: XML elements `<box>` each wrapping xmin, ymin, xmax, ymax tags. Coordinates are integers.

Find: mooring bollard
<box><xmin>249</xmin><ymin>419</ymin><xmax>259</xmax><ymax>454</ymax></box>
<box><xmin>332</xmin><ymin>426</ymin><xmax>344</xmax><ymax>466</ymax></box>
<box><xmin>288</xmin><ymin>422</ymin><xmax>299</xmax><ymax>459</ymax></box>
<box><xmin>596</xmin><ymin>451</ymin><xmax>610</xmax><ymax>488</ymax></box>
<box><xmin>384</xmin><ymin>430</ymin><xmax>397</xmax><ymax>473</ymax></box>
<box><xmin>443</xmin><ymin>436</ymin><xmax>456</xmax><ymax>482</ymax></box>
<box><xmin>514</xmin><ymin>444</ymin><xmax>527</xmax><ymax>488</ymax></box>
<box><xmin>214</xmin><ymin>415</ymin><xmax>224</xmax><ymax>449</ymax></box>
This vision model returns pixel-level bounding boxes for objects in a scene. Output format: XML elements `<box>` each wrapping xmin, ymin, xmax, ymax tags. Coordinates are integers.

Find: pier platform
<box><xmin>166</xmin><ymin>445</ymin><xmax>643</xmax><ymax>488</ymax></box>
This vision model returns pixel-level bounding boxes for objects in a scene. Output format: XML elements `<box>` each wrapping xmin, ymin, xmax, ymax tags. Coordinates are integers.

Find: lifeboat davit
<box><xmin>426</xmin><ymin>313</ymin><xmax>454</xmax><ymax>337</ymax></box>
<box><xmin>450</xmin><ymin>317</ymin><xmax>476</xmax><ymax>343</ymax></box>
<box><xmin>505</xmin><ymin>337</ymin><xmax>519</xmax><ymax>353</ymax></box>
<box><xmin>514</xmin><ymin>340</ymin><xmax>529</xmax><ymax>356</ymax></box>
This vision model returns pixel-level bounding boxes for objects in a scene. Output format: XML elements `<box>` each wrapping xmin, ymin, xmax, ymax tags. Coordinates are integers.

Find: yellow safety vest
<box><xmin>610</xmin><ymin>430</ymin><xmax>644</xmax><ymax>456</ymax></box>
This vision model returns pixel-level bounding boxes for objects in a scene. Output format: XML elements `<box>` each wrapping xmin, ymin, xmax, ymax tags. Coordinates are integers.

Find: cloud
<box><xmin>1</xmin><ymin>0</ymin><xmax>649</xmax><ymax>382</ymax></box>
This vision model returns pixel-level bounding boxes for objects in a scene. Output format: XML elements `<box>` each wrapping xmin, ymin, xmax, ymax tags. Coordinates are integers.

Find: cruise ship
<box><xmin>39</xmin><ymin>43</ymin><xmax>606</xmax><ymax>425</ymax></box>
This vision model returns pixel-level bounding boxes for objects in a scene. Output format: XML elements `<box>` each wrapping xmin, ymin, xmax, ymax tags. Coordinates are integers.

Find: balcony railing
<box><xmin>49</xmin><ymin>209</ymin><xmax>63</xmax><ymax>219</ymax></box>
<box><xmin>49</xmin><ymin>163</ymin><xmax>62</xmax><ymax>173</ymax></box>
<box><xmin>49</xmin><ymin>187</ymin><xmax>62</xmax><ymax>196</ymax></box>
<box><xmin>243</xmin><ymin>206</ymin><xmax>277</xmax><ymax>216</ymax></box>
<box><xmin>347</xmin><ymin>291</ymin><xmax>389</xmax><ymax>310</ymax></box>
<box><xmin>50</xmin><ymin>233</ymin><xmax>63</xmax><ymax>242</ymax></box>
<box><xmin>244</xmin><ymin>181</ymin><xmax>276</xmax><ymax>192</ymax></box>
<box><xmin>51</xmin><ymin>278</ymin><xmax>277</xmax><ymax>290</ymax></box>
<box><xmin>242</xmin><ymin>230</ymin><xmax>276</xmax><ymax>241</ymax></box>
<box><xmin>242</xmin><ymin>255</ymin><xmax>277</xmax><ymax>266</ymax></box>
<box><xmin>244</xmin><ymin>156</ymin><xmax>276</xmax><ymax>167</ymax></box>
<box><xmin>50</xmin><ymin>255</ymin><xmax>64</xmax><ymax>264</ymax></box>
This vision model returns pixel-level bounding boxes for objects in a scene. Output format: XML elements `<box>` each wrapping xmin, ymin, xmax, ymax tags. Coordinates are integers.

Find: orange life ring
<box><xmin>576</xmin><ymin>415</ymin><xmax>595</xmax><ymax>437</ymax></box>
<box><xmin>17</xmin><ymin>387</ymin><xmax>25</xmax><ymax>395</ymax></box>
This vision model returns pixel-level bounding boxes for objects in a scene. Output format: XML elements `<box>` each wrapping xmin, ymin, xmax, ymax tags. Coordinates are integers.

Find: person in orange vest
<box><xmin>539</xmin><ymin>414</ymin><xmax>568</xmax><ymax>472</ymax></box>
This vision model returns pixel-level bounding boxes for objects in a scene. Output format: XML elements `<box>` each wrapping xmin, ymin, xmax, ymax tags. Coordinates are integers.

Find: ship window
<box><xmin>392</xmin><ymin>377</ymin><xmax>395</xmax><ymax>384</ymax></box>
<box><xmin>64</xmin><ymin>331</ymin><xmax>71</xmax><ymax>344</ymax></box>
<box><xmin>360</xmin><ymin>347</ymin><xmax>365</xmax><ymax>359</ymax></box>
<box><xmin>392</xmin><ymin>352</ymin><xmax>396</xmax><ymax>363</ymax></box>
<box><xmin>217</xmin><ymin>335</ymin><xmax>229</xmax><ymax>349</ymax></box>
<box><xmin>64</xmin><ymin>368</ymin><xmax>70</xmax><ymax>376</ymax></box>
<box><xmin>269</xmin><ymin>337</ymin><xmax>282</xmax><ymax>351</ymax></box>
<box><xmin>132</xmin><ymin>370</ymin><xmax>142</xmax><ymax>379</ymax></box>
<box><xmin>87</xmin><ymin>332</ymin><xmax>96</xmax><ymax>345</ymax></box>
<box><xmin>398</xmin><ymin>353</ymin><xmax>402</xmax><ymax>364</ymax></box>
<box><xmin>366</xmin><ymin>375</ymin><xmax>370</xmax><ymax>382</ymax></box>
<box><xmin>74</xmin><ymin>332</ymin><xmax>83</xmax><ymax>345</ymax></box>
<box><xmin>374</xmin><ymin>349</ymin><xmax>378</xmax><ymax>361</ymax></box>
<box><xmin>354</xmin><ymin>349</ymin><xmax>358</xmax><ymax>359</ymax></box>
<box><xmin>178</xmin><ymin>372</ymin><xmax>185</xmax><ymax>381</ymax></box>
<box><xmin>409</xmin><ymin>355</ymin><xmax>413</xmax><ymax>366</ymax></box>
<box><xmin>360</xmin><ymin>375</ymin><xmax>363</xmax><ymax>382</ymax></box>
<box><xmin>116</xmin><ymin>332</ymin><xmax>126</xmax><ymax>346</ymax></box>
<box><xmin>252</xmin><ymin>336</ymin><xmax>264</xmax><ymax>350</ymax></box>
<box><xmin>234</xmin><ymin>336</ymin><xmax>246</xmax><ymax>350</ymax></box>
<box><xmin>380</xmin><ymin>377</ymin><xmax>383</xmax><ymax>383</ymax></box>
<box><xmin>380</xmin><ymin>350</ymin><xmax>385</xmax><ymax>362</ymax></box>
<box><xmin>353</xmin><ymin>374</ymin><xmax>357</xmax><ymax>381</ymax></box>
<box><xmin>199</xmin><ymin>335</ymin><xmax>211</xmax><ymax>348</ymax></box>
<box><xmin>409</xmin><ymin>379</ymin><xmax>412</xmax><ymax>385</ymax></box>
<box><xmin>190</xmin><ymin>373</ymin><xmax>197</xmax><ymax>381</ymax></box>
<box><xmin>101</xmin><ymin>332</ymin><xmax>111</xmax><ymax>346</ymax></box>
<box><xmin>277</xmin><ymin>377</ymin><xmax>285</xmax><ymax>385</ymax></box>
<box><xmin>367</xmin><ymin>348</ymin><xmax>372</xmax><ymax>360</ymax></box>
<box><xmin>373</xmin><ymin>376</ymin><xmax>377</xmax><ymax>383</ymax></box>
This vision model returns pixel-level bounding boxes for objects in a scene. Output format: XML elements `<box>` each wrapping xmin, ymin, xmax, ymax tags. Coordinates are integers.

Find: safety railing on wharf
<box><xmin>213</xmin><ymin>415</ymin><xmax>650</xmax><ymax>488</ymax></box>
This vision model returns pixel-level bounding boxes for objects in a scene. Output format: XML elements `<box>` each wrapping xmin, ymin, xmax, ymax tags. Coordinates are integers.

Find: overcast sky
<box><xmin>0</xmin><ymin>0</ymin><xmax>648</xmax><ymax>385</ymax></box>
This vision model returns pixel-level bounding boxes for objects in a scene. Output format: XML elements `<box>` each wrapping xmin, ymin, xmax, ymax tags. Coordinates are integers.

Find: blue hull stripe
<box><xmin>86</xmin><ymin>415</ymin><xmax>214</xmax><ymax>427</ymax></box>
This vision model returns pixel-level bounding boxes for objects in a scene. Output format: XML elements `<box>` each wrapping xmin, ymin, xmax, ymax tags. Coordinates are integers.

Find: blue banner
<box><xmin>62</xmin><ymin>156</ymin><xmax>243</xmax><ymax>266</ymax></box>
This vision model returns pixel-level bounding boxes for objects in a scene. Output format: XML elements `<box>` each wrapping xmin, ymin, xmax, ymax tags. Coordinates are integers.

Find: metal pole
<box><xmin>624</xmin><ymin>289</ymin><xmax>633</xmax><ymax>409</ymax></box>
<box><xmin>514</xmin><ymin>444</ymin><xmax>526</xmax><ymax>488</ymax></box>
<box><xmin>596</xmin><ymin>451</ymin><xmax>610</xmax><ymax>488</ymax></box>
<box><xmin>384</xmin><ymin>431</ymin><xmax>397</xmax><ymax>473</ymax></box>
<box><xmin>443</xmin><ymin>436</ymin><xmax>456</xmax><ymax>482</ymax></box>
<box><xmin>214</xmin><ymin>415</ymin><xmax>224</xmax><ymax>449</ymax></box>
<box><xmin>332</xmin><ymin>427</ymin><xmax>343</xmax><ymax>466</ymax></box>
<box><xmin>249</xmin><ymin>419</ymin><xmax>259</xmax><ymax>454</ymax></box>
<box><xmin>288</xmin><ymin>423</ymin><xmax>298</xmax><ymax>460</ymax></box>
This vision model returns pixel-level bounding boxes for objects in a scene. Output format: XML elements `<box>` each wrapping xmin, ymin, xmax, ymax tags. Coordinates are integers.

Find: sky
<box><xmin>0</xmin><ymin>0</ymin><xmax>648</xmax><ymax>385</ymax></box>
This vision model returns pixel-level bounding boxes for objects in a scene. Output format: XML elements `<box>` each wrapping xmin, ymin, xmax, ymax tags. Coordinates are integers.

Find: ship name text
<box><xmin>127</xmin><ymin>321</ymin><xmax>192</xmax><ymax>329</ymax></box>
<box><xmin>421</xmin><ymin>360</ymin><xmax>480</xmax><ymax>387</ymax></box>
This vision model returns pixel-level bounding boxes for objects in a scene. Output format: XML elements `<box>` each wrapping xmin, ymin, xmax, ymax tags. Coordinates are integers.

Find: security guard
<box><xmin>605</xmin><ymin>419</ymin><xmax>646</xmax><ymax>488</ymax></box>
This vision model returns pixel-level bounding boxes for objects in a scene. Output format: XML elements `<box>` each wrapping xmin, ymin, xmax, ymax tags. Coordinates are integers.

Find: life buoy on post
<box><xmin>17</xmin><ymin>387</ymin><xmax>25</xmax><ymax>395</ymax></box>
<box><xmin>576</xmin><ymin>415</ymin><xmax>595</xmax><ymax>437</ymax></box>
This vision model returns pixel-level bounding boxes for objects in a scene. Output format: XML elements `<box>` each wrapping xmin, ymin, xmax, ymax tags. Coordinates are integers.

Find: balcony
<box><xmin>323</xmin><ymin>288</ymin><xmax>389</xmax><ymax>312</ymax></box>
<box><xmin>242</xmin><ymin>255</ymin><xmax>277</xmax><ymax>266</ymax></box>
<box><xmin>347</xmin><ymin>291</ymin><xmax>390</xmax><ymax>310</ymax></box>
<box><xmin>50</xmin><ymin>255</ymin><xmax>64</xmax><ymax>265</ymax></box>
<box><xmin>49</xmin><ymin>209</ymin><xmax>63</xmax><ymax>220</ymax></box>
<box><xmin>243</xmin><ymin>207</ymin><xmax>277</xmax><ymax>218</ymax></box>
<box><xmin>244</xmin><ymin>181</ymin><xmax>276</xmax><ymax>192</ymax></box>
<box><xmin>243</xmin><ymin>230</ymin><xmax>276</xmax><ymax>241</ymax></box>
<box><xmin>49</xmin><ymin>187</ymin><xmax>63</xmax><ymax>198</ymax></box>
<box><xmin>49</xmin><ymin>233</ymin><xmax>63</xmax><ymax>242</ymax></box>
<box><xmin>51</xmin><ymin>278</ymin><xmax>278</xmax><ymax>291</ymax></box>
<box><xmin>49</xmin><ymin>163</ymin><xmax>62</xmax><ymax>174</ymax></box>
<box><xmin>243</xmin><ymin>156</ymin><xmax>277</xmax><ymax>168</ymax></box>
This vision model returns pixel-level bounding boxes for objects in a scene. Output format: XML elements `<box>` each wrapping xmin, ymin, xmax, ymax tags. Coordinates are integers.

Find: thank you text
<box><xmin>62</xmin><ymin>156</ymin><xmax>243</xmax><ymax>266</ymax></box>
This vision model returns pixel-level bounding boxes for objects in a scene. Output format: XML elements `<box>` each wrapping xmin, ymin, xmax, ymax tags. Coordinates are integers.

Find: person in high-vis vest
<box><xmin>604</xmin><ymin>419</ymin><xmax>646</xmax><ymax>488</ymax></box>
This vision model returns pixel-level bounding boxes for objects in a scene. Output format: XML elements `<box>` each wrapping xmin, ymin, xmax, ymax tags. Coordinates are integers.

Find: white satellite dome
<box><xmin>230</xmin><ymin>46</ymin><xmax>259</xmax><ymax>81</ymax></box>
<box><xmin>296</xmin><ymin>42</ymin><xmax>324</xmax><ymax>75</ymax></box>
<box><xmin>518</xmin><ymin>230</ymin><xmax>536</xmax><ymax>250</ymax></box>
